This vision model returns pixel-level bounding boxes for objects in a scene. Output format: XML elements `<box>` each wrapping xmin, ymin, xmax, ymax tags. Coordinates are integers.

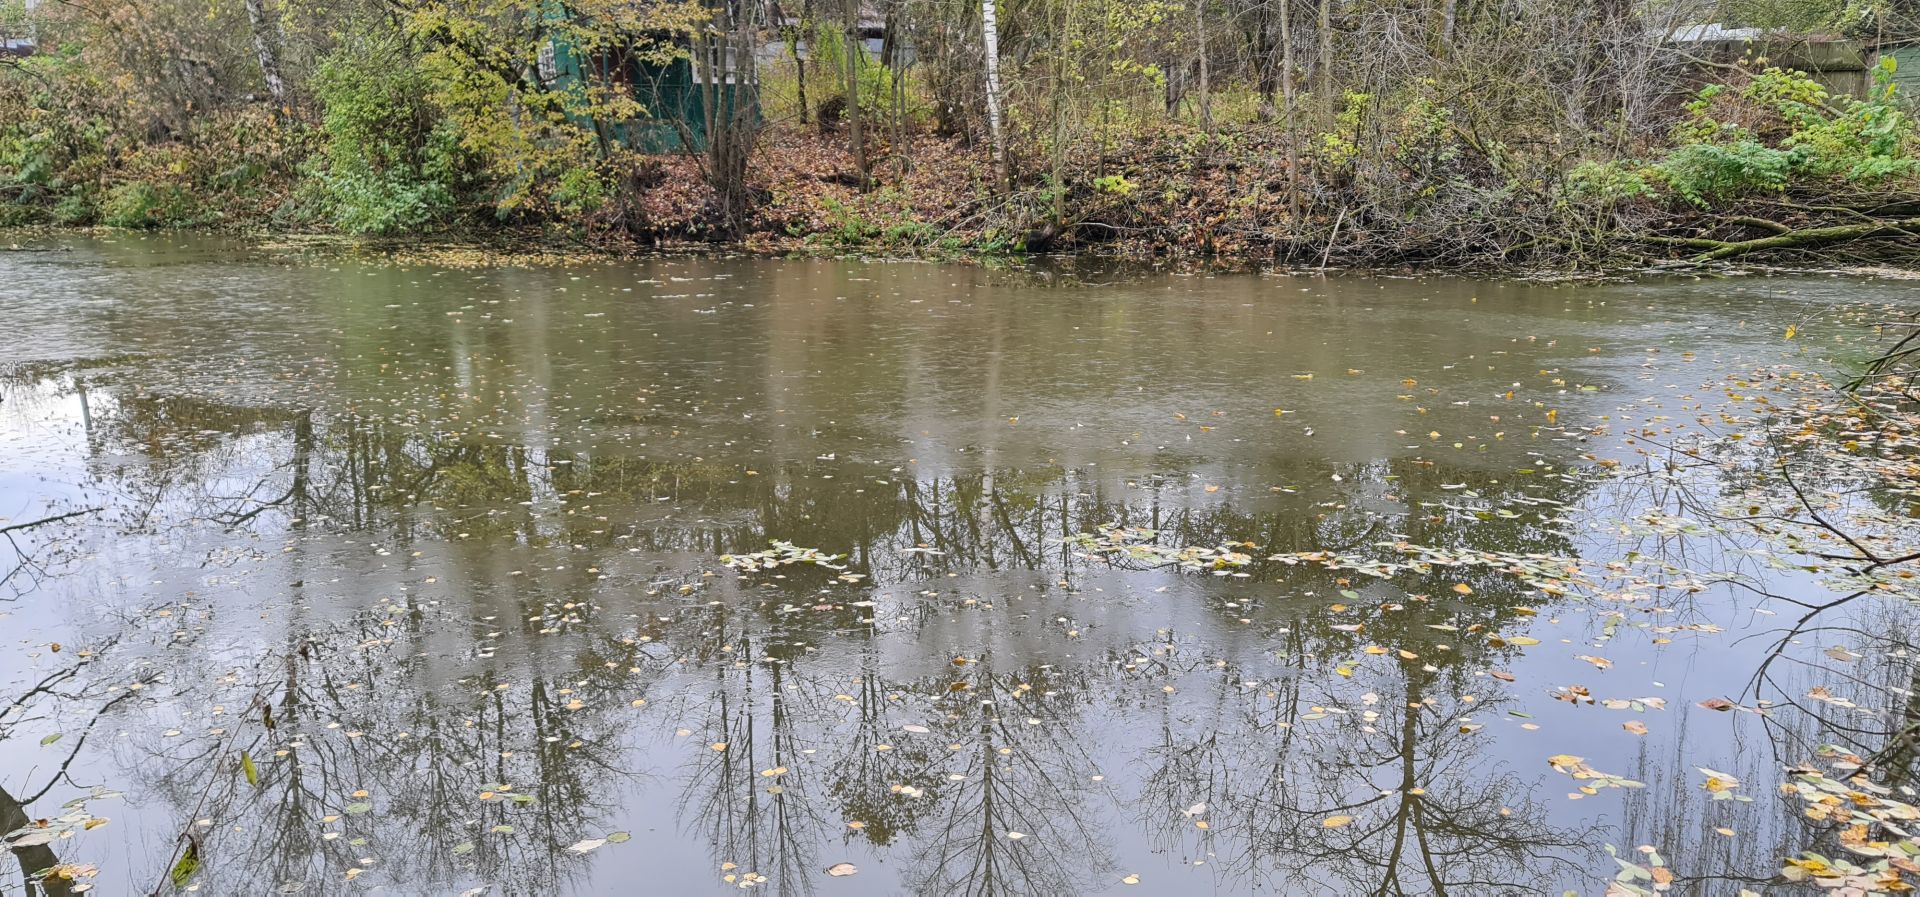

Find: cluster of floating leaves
<box><xmin>1</xmin><ymin>786</ymin><xmax>120</xmax><ymax>893</ymax></box>
<box><xmin>2</xmin><ymin>786</ymin><xmax>120</xmax><ymax>850</ymax></box>
<box><xmin>1546</xmin><ymin>754</ymin><xmax>1646</xmax><ymax>795</ymax></box>
<box><xmin>1781</xmin><ymin>751</ymin><xmax>1920</xmax><ymax>893</ymax></box>
<box><xmin>1062</xmin><ymin>526</ymin><xmax>1257</xmax><ymax>574</ymax></box>
<box><xmin>1066</xmin><ymin>524</ymin><xmax>1595</xmax><ymax>591</ymax></box>
<box><xmin>719</xmin><ymin>541</ymin><xmax>851</xmax><ymax>573</ymax></box>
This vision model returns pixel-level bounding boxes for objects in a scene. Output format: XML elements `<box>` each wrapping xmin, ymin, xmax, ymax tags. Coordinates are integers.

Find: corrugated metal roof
<box><xmin>1670</xmin><ymin>23</ymin><xmax>1764</xmax><ymax>42</ymax></box>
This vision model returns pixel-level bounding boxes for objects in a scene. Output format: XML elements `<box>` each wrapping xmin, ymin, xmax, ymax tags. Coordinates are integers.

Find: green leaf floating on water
<box><xmin>240</xmin><ymin>751</ymin><xmax>259</xmax><ymax>788</ymax></box>
<box><xmin>343</xmin><ymin>802</ymin><xmax>373</xmax><ymax>816</ymax></box>
<box><xmin>40</xmin><ymin>733</ymin><xmax>61</xmax><ymax>746</ymax></box>
<box><xmin>170</xmin><ymin>838</ymin><xmax>202</xmax><ymax>889</ymax></box>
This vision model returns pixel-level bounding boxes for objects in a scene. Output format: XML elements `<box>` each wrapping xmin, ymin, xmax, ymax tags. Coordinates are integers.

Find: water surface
<box><xmin>1</xmin><ymin>237</ymin><xmax>1915</xmax><ymax>896</ymax></box>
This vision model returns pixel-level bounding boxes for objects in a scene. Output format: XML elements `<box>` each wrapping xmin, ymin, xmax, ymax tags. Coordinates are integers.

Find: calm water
<box><xmin>0</xmin><ymin>236</ymin><xmax>1915</xmax><ymax>896</ymax></box>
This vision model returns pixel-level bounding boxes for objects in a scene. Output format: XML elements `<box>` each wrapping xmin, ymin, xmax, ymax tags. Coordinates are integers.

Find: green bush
<box><xmin>100</xmin><ymin>181</ymin><xmax>201</xmax><ymax>228</ymax></box>
<box><xmin>1566</xmin><ymin>160</ymin><xmax>1654</xmax><ymax>203</ymax></box>
<box><xmin>317</xmin><ymin>168</ymin><xmax>454</xmax><ymax>235</ymax></box>
<box><xmin>1654</xmin><ymin>64</ymin><xmax>1920</xmax><ymax>204</ymax></box>
<box><xmin>550</xmin><ymin>167</ymin><xmax>608</xmax><ymax>217</ymax></box>
<box><xmin>52</xmin><ymin>190</ymin><xmax>96</xmax><ymax>225</ymax></box>
<box><xmin>309</xmin><ymin>36</ymin><xmax>461</xmax><ymax>235</ymax></box>
<box><xmin>1655</xmin><ymin>140</ymin><xmax>1793</xmax><ymax>206</ymax></box>
<box><xmin>1785</xmin><ymin>60</ymin><xmax>1919</xmax><ymax>181</ymax></box>
<box><xmin>0</xmin><ymin>201</ymin><xmax>35</xmax><ymax>226</ymax></box>
<box><xmin>809</xmin><ymin>191</ymin><xmax>932</xmax><ymax>248</ymax></box>
<box><xmin>808</xmin><ymin>25</ymin><xmax>929</xmax><ymax>125</ymax></box>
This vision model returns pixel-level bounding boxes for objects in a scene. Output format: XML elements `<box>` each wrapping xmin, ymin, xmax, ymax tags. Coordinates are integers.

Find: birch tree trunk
<box><xmin>244</xmin><ymin>0</ymin><xmax>287</xmax><ymax>104</ymax></box>
<box><xmin>981</xmin><ymin>0</ymin><xmax>1009</xmax><ymax>189</ymax></box>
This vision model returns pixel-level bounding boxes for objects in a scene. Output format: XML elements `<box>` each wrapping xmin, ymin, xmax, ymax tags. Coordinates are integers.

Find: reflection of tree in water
<box><xmin>899</xmin><ymin>658</ymin><xmax>1113</xmax><ymax>897</ymax></box>
<box><xmin>1132</xmin><ymin>458</ymin><xmax>1598</xmax><ymax>895</ymax></box>
<box><xmin>2</xmin><ymin>367</ymin><xmax>1624</xmax><ymax>896</ymax></box>
<box><xmin>655</xmin><ymin>588</ymin><xmax>1115</xmax><ymax>897</ymax></box>
<box><xmin>671</xmin><ymin>622</ymin><xmax>836</xmax><ymax>897</ymax></box>
<box><xmin>119</xmin><ymin>603</ymin><xmax>651</xmax><ymax>896</ymax></box>
<box><xmin>1141</xmin><ymin>661</ymin><xmax>1589</xmax><ymax>895</ymax></box>
<box><xmin>1</xmin><ymin>645</ymin><xmax>144</xmax><ymax>897</ymax></box>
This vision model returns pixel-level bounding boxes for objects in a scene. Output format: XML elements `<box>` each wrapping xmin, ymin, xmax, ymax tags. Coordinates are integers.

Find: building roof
<box><xmin>1671</xmin><ymin>23</ymin><xmax>1856</xmax><ymax>44</ymax></box>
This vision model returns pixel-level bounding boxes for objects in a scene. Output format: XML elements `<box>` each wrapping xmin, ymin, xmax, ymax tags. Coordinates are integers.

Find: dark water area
<box><xmin>1</xmin><ymin>236</ymin><xmax>1916</xmax><ymax>896</ymax></box>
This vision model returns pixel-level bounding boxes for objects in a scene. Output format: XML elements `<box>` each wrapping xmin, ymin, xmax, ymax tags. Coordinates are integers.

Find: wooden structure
<box><xmin>538</xmin><ymin>9</ymin><xmax>758</xmax><ymax>153</ymax></box>
<box><xmin>1672</xmin><ymin>24</ymin><xmax>1873</xmax><ymax>98</ymax></box>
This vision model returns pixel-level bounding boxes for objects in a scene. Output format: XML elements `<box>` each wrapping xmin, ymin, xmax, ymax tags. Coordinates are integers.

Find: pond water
<box><xmin>1</xmin><ymin>236</ymin><xmax>1917</xmax><ymax>896</ymax></box>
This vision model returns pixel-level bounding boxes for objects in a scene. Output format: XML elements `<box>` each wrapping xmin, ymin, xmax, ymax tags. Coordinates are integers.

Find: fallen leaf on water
<box><xmin>1122</xmin><ymin>874</ymin><xmax>1141</xmax><ymax>885</ymax></box>
<box><xmin>1322</xmin><ymin>815</ymin><xmax>1353</xmax><ymax>829</ymax></box>
<box><xmin>567</xmin><ymin>838</ymin><xmax>607</xmax><ymax>854</ymax></box>
<box><xmin>826</xmin><ymin>863</ymin><xmax>857</xmax><ymax>877</ymax></box>
<box><xmin>1623</xmin><ymin>720</ymin><xmax>1648</xmax><ymax>736</ymax></box>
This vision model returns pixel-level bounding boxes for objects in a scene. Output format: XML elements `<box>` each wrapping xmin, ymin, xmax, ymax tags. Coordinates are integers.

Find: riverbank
<box><xmin>13</xmin><ymin>62</ymin><xmax>1920</xmax><ymax>275</ymax></box>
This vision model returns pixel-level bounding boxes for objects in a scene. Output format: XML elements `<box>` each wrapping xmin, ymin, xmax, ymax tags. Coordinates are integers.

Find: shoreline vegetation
<box><xmin>10</xmin><ymin>3</ymin><xmax>1920</xmax><ymax>272</ymax></box>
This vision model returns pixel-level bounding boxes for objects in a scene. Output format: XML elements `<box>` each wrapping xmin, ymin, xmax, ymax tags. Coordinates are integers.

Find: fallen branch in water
<box><xmin>1645</xmin><ymin>216</ymin><xmax>1920</xmax><ymax>262</ymax></box>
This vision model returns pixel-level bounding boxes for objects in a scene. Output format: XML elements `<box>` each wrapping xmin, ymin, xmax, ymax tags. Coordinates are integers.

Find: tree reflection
<box><xmin>0</xmin><ymin>365</ymin><xmax>1615</xmax><ymax>896</ymax></box>
<box><xmin>1128</xmin><ymin>460</ymin><xmax>1599</xmax><ymax>895</ymax></box>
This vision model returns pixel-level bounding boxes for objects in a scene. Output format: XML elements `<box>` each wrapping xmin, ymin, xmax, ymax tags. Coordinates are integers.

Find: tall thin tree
<box><xmin>981</xmin><ymin>0</ymin><xmax>1008</xmax><ymax>189</ymax></box>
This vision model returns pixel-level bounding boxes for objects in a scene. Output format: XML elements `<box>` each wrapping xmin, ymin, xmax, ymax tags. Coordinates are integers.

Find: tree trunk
<box><xmin>885</xmin><ymin>0</ymin><xmax>908</xmax><ymax>161</ymax></box>
<box><xmin>244</xmin><ymin>0</ymin><xmax>287</xmax><ymax>104</ymax></box>
<box><xmin>1280</xmin><ymin>0</ymin><xmax>1300</xmax><ymax>227</ymax></box>
<box><xmin>1647</xmin><ymin>216</ymin><xmax>1920</xmax><ymax>262</ymax></box>
<box><xmin>1255</xmin><ymin>18</ymin><xmax>1278</xmax><ymax>121</ymax></box>
<box><xmin>1316</xmin><ymin>0</ymin><xmax>1332</xmax><ymax>122</ymax></box>
<box><xmin>790</xmin><ymin>0</ymin><xmax>810</xmax><ymax>126</ymax></box>
<box><xmin>1192</xmin><ymin>0</ymin><xmax>1211</xmax><ymax>130</ymax></box>
<box><xmin>982</xmin><ymin>0</ymin><xmax>1009</xmax><ymax>189</ymax></box>
<box><xmin>691</xmin><ymin>5</ymin><xmax>762</xmax><ymax>238</ymax></box>
<box><xmin>845</xmin><ymin>0</ymin><xmax>869</xmax><ymax>188</ymax></box>
<box><xmin>1050</xmin><ymin>0</ymin><xmax>1072</xmax><ymax>226</ymax></box>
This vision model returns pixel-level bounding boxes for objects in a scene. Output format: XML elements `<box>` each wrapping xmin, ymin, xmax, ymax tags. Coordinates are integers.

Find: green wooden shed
<box><xmin>538</xmin><ymin>7</ymin><xmax>759</xmax><ymax>153</ymax></box>
<box><xmin>1873</xmin><ymin>44</ymin><xmax>1920</xmax><ymax>101</ymax></box>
